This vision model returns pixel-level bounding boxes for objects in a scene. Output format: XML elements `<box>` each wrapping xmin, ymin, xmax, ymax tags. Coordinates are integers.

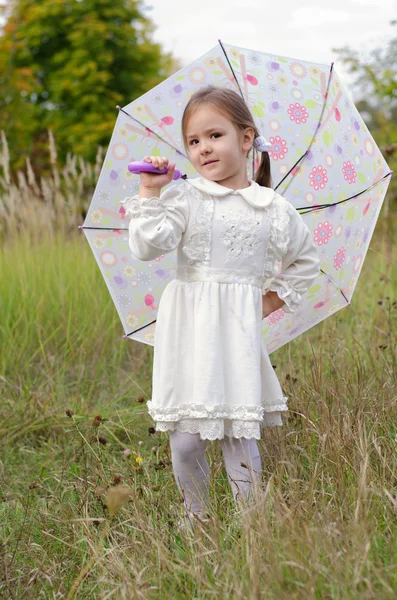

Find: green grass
<box><xmin>0</xmin><ymin>219</ymin><xmax>396</xmax><ymax>599</ymax></box>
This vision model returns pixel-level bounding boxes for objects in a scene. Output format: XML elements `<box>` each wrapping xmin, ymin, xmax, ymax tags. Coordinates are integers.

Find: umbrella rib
<box><xmin>218</xmin><ymin>39</ymin><xmax>245</xmax><ymax>101</ymax></box>
<box><xmin>218</xmin><ymin>39</ymin><xmax>258</xmax><ymax>178</ymax></box>
<box><xmin>274</xmin><ymin>62</ymin><xmax>336</xmax><ymax>193</ymax></box>
<box><xmin>80</xmin><ymin>226</ymin><xmax>129</xmax><ymax>231</ymax></box>
<box><xmin>320</xmin><ymin>268</ymin><xmax>350</xmax><ymax>304</ymax></box>
<box><xmin>295</xmin><ymin>170</ymin><xmax>393</xmax><ymax>214</ymax></box>
<box><xmin>125</xmin><ymin>319</ymin><xmax>157</xmax><ymax>338</ymax></box>
<box><xmin>274</xmin><ymin>153</ymin><xmax>307</xmax><ymax>192</ymax></box>
<box><xmin>116</xmin><ymin>106</ymin><xmax>189</xmax><ymax>159</ymax></box>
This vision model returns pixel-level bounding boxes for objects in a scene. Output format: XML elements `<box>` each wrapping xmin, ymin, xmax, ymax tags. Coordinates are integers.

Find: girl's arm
<box><xmin>120</xmin><ymin>156</ymin><xmax>189</xmax><ymax>261</ymax></box>
<box><xmin>262</xmin><ymin>201</ymin><xmax>321</xmax><ymax>317</ymax></box>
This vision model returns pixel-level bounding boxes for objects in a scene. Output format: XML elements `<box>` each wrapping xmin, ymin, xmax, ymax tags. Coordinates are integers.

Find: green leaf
<box><xmin>176</xmin><ymin>75</ymin><xmax>185</xmax><ymax>80</ymax></box>
<box><xmin>308</xmin><ymin>284</ymin><xmax>321</xmax><ymax>296</ymax></box>
<box><xmin>105</xmin><ymin>159</ymin><xmax>112</xmax><ymax>169</ymax></box>
<box><xmin>310</xmin><ymin>77</ymin><xmax>319</xmax><ymax>85</ymax></box>
<box><xmin>305</xmin><ymin>99</ymin><xmax>317</xmax><ymax>109</ymax></box>
<box><xmin>107</xmin><ymin>238</ymin><xmax>113</xmax><ymax>247</ymax></box>
<box><xmin>258</xmin><ymin>101</ymin><xmax>266</xmax><ymax>107</ymax></box>
<box><xmin>151</xmin><ymin>147</ymin><xmax>161</xmax><ymax>156</ymax></box>
<box><xmin>128</xmin><ymin>135</ymin><xmax>137</xmax><ymax>142</ymax></box>
<box><xmin>212</xmin><ymin>70</ymin><xmax>223</xmax><ymax>75</ymax></box>
<box><xmin>231</xmin><ymin>59</ymin><xmax>240</xmax><ymax>68</ymax></box>
<box><xmin>70</xmin><ymin>463</ymin><xmax>81</xmax><ymax>476</ymax></box>
<box><xmin>252</xmin><ymin>105</ymin><xmax>264</xmax><ymax>118</ymax></box>
<box><xmin>357</xmin><ymin>172</ymin><xmax>366</xmax><ymax>184</ymax></box>
<box><xmin>346</xmin><ymin>207</ymin><xmax>355</xmax><ymax>222</ymax></box>
<box><xmin>323</xmin><ymin>131</ymin><xmax>330</xmax><ymax>147</ymax></box>
<box><xmin>277</xmin><ymin>58</ymin><xmax>288</xmax><ymax>62</ymax></box>
<box><xmin>102</xmin><ymin>217</ymin><xmax>111</xmax><ymax>225</ymax></box>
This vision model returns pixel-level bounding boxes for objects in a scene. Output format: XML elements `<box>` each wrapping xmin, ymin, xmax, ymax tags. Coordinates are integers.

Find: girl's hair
<box><xmin>181</xmin><ymin>85</ymin><xmax>272</xmax><ymax>188</ymax></box>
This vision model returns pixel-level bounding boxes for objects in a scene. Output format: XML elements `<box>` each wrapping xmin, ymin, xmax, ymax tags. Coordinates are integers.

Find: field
<box><xmin>0</xmin><ymin>152</ymin><xmax>396</xmax><ymax>598</ymax></box>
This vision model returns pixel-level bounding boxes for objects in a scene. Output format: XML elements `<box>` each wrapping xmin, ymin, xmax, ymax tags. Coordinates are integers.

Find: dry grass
<box><xmin>0</xmin><ymin>133</ymin><xmax>396</xmax><ymax>598</ymax></box>
<box><xmin>0</xmin><ymin>130</ymin><xmax>103</xmax><ymax>242</ymax></box>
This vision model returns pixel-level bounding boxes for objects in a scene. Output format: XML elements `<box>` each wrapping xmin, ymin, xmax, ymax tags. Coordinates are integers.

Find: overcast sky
<box><xmin>144</xmin><ymin>0</ymin><xmax>396</xmax><ymax>99</ymax></box>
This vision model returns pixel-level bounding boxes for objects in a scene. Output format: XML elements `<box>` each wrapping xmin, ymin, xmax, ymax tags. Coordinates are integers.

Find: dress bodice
<box><xmin>120</xmin><ymin>176</ymin><xmax>321</xmax><ymax>314</ymax></box>
<box><xmin>176</xmin><ymin>179</ymin><xmax>290</xmax><ymax>289</ymax></box>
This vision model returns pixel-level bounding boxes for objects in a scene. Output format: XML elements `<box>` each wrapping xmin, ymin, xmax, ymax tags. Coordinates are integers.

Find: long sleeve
<box><xmin>120</xmin><ymin>183</ymin><xmax>190</xmax><ymax>261</ymax></box>
<box><xmin>266</xmin><ymin>202</ymin><xmax>321</xmax><ymax>314</ymax></box>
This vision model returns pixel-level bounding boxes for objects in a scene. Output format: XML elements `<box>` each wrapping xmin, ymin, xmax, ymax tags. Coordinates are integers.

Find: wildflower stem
<box><xmin>101</xmin><ymin>423</ymin><xmax>139</xmax><ymax>456</ymax></box>
<box><xmin>65</xmin><ymin>520</ymin><xmax>111</xmax><ymax>600</ymax></box>
<box><xmin>71</xmin><ymin>416</ymin><xmax>101</xmax><ymax>462</ymax></box>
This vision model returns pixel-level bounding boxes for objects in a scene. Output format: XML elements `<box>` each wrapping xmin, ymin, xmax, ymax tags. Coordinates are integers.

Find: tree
<box><xmin>333</xmin><ymin>21</ymin><xmax>397</xmax><ymax>208</ymax></box>
<box><xmin>0</xmin><ymin>0</ymin><xmax>176</xmax><ymax>171</ymax></box>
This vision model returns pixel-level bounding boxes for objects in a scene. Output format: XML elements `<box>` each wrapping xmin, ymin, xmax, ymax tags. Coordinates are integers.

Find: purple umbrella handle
<box><xmin>128</xmin><ymin>160</ymin><xmax>182</xmax><ymax>180</ymax></box>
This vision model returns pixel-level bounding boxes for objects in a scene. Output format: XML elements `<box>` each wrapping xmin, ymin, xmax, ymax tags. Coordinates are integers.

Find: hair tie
<box><xmin>253</xmin><ymin>135</ymin><xmax>272</xmax><ymax>152</ymax></box>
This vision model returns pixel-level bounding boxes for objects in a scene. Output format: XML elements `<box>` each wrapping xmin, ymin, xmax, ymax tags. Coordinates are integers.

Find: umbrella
<box><xmin>80</xmin><ymin>40</ymin><xmax>393</xmax><ymax>354</ymax></box>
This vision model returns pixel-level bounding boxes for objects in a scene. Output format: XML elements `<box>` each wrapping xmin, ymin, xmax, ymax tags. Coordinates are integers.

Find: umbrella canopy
<box><xmin>81</xmin><ymin>41</ymin><xmax>392</xmax><ymax>353</ymax></box>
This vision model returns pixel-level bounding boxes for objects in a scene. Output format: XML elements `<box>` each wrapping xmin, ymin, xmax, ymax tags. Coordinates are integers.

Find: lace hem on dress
<box><xmin>146</xmin><ymin>401</ymin><xmax>288</xmax><ymax>422</ymax></box>
<box><xmin>154</xmin><ymin>413</ymin><xmax>283</xmax><ymax>440</ymax></box>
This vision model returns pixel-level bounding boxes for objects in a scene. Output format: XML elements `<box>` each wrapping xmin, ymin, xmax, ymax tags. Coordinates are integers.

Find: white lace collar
<box><xmin>186</xmin><ymin>176</ymin><xmax>276</xmax><ymax>209</ymax></box>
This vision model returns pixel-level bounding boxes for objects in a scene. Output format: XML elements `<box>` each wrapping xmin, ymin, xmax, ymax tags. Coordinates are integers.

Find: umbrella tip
<box><xmin>218</xmin><ymin>38</ymin><xmax>222</xmax><ymax>44</ymax></box>
<box><xmin>122</xmin><ymin>334</ymin><xmax>128</xmax><ymax>339</ymax></box>
<box><xmin>331</xmin><ymin>61</ymin><xmax>334</xmax><ymax>66</ymax></box>
<box><xmin>116</xmin><ymin>105</ymin><xmax>121</xmax><ymax>110</ymax></box>
<box><xmin>78</xmin><ymin>225</ymin><xmax>83</xmax><ymax>229</ymax></box>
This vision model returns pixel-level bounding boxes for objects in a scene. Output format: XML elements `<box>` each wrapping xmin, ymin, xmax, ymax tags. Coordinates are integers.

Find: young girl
<box><xmin>121</xmin><ymin>86</ymin><xmax>320</xmax><ymax>525</ymax></box>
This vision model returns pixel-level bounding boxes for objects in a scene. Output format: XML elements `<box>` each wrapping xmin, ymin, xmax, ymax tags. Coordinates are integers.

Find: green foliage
<box><xmin>334</xmin><ymin>21</ymin><xmax>397</xmax><ymax>109</ymax></box>
<box><xmin>0</xmin><ymin>0</ymin><xmax>175</xmax><ymax>170</ymax></box>
<box><xmin>333</xmin><ymin>20</ymin><xmax>397</xmax><ymax>206</ymax></box>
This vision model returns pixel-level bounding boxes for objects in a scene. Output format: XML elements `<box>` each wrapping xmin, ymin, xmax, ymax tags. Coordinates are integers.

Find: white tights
<box><xmin>169</xmin><ymin>429</ymin><xmax>262</xmax><ymax>516</ymax></box>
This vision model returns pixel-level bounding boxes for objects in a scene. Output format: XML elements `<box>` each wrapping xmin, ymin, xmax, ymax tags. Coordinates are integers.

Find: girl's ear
<box><xmin>242</xmin><ymin>127</ymin><xmax>255</xmax><ymax>153</ymax></box>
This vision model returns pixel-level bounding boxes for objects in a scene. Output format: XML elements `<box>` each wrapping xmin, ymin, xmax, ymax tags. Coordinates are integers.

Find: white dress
<box><xmin>122</xmin><ymin>177</ymin><xmax>320</xmax><ymax>440</ymax></box>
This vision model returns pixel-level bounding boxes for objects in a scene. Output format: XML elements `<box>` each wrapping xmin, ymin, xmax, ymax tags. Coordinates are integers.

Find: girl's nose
<box><xmin>200</xmin><ymin>141</ymin><xmax>212</xmax><ymax>154</ymax></box>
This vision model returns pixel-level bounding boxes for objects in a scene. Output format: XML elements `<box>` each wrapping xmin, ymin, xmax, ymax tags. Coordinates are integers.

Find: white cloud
<box><xmin>288</xmin><ymin>7</ymin><xmax>351</xmax><ymax>29</ymax></box>
<box><xmin>348</xmin><ymin>0</ymin><xmax>395</xmax><ymax>7</ymax></box>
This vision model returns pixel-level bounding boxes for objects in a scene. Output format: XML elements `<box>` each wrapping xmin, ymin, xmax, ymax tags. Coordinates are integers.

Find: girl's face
<box><xmin>185</xmin><ymin>105</ymin><xmax>254</xmax><ymax>189</ymax></box>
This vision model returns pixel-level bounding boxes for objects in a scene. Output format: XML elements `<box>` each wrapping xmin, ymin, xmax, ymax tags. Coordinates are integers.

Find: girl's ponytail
<box><xmin>253</xmin><ymin>150</ymin><xmax>272</xmax><ymax>189</ymax></box>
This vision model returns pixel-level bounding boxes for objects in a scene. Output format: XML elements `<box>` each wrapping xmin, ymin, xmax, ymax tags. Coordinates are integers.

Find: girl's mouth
<box><xmin>204</xmin><ymin>160</ymin><xmax>218</xmax><ymax>166</ymax></box>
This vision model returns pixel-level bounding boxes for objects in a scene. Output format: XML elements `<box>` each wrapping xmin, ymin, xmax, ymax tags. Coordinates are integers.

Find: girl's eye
<box><xmin>189</xmin><ymin>133</ymin><xmax>221</xmax><ymax>145</ymax></box>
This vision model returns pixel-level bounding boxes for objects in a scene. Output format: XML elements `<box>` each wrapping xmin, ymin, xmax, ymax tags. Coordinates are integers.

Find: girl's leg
<box><xmin>219</xmin><ymin>436</ymin><xmax>262</xmax><ymax>505</ymax></box>
<box><xmin>169</xmin><ymin>429</ymin><xmax>210</xmax><ymax>517</ymax></box>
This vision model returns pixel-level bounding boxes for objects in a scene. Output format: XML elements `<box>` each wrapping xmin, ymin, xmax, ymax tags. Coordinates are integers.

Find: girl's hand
<box><xmin>139</xmin><ymin>156</ymin><xmax>176</xmax><ymax>193</ymax></box>
<box><xmin>262</xmin><ymin>291</ymin><xmax>285</xmax><ymax>319</ymax></box>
